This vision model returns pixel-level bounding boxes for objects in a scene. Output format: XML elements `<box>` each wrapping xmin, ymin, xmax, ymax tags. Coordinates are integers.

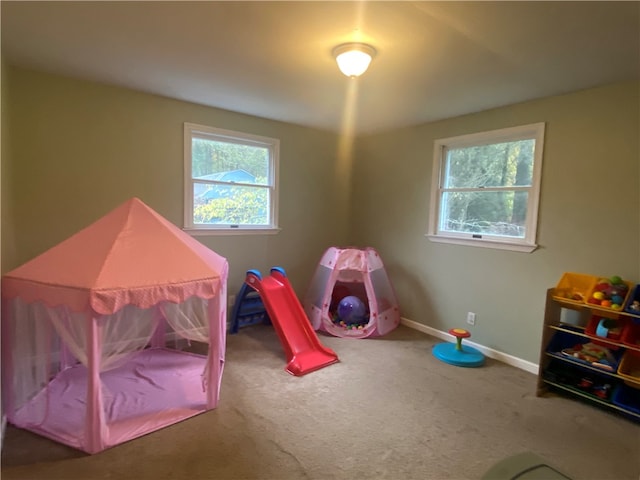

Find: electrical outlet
<box><xmin>229</xmin><ymin>294</ymin><xmax>236</xmax><ymax>306</ymax></box>
<box><xmin>466</xmin><ymin>312</ymin><xmax>476</xmax><ymax>326</ymax></box>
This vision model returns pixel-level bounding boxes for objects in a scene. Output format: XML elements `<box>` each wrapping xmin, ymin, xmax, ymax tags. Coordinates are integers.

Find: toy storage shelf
<box><xmin>537</xmin><ymin>288</ymin><xmax>640</xmax><ymax>422</ymax></box>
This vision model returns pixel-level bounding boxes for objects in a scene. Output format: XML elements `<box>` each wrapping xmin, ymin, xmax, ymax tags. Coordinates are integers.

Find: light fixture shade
<box><xmin>333</xmin><ymin>43</ymin><xmax>376</xmax><ymax>77</ymax></box>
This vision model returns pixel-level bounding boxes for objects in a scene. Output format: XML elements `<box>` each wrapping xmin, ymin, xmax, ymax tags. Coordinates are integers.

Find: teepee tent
<box><xmin>1</xmin><ymin>198</ymin><xmax>228</xmax><ymax>453</ymax></box>
<box><xmin>304</xmin><ymin>247</ymin><xmax>400</xmax><ymax>339</ymax></box>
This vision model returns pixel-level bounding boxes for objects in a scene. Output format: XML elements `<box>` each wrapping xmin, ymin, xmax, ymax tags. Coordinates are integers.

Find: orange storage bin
<box><xmin>617</xmin><ymin>350</ymin><xmax>640</xmax><ymax>389</ymax></box>
<box><xmin>553</xmin><ymin>272</ymin><xmax>597</xmax><ymax>305</ymax></box>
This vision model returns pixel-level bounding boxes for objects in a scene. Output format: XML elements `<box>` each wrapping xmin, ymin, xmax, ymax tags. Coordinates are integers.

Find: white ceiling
<box><xmin>2</xmin><ymin>1</ymin><xmax>639</xmax><ymax>135</ymax></box>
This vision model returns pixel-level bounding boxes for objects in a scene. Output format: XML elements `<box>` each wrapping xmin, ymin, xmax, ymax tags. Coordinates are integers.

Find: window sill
<box><xmin>425</xmin><ymin>234</ymin><xmax>538</xmax><ymax>253</ymax></box>
<box><xmin>185</xmin><ymin>227</ymin><xmax>282</xmax><ymax>236</ymax></box>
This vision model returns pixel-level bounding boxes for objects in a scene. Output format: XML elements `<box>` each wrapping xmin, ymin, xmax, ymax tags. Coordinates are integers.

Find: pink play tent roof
<box><xmin>2</xmin><ymin>197</ymin><xmax>227</xmax><ymax>314</ymax></box>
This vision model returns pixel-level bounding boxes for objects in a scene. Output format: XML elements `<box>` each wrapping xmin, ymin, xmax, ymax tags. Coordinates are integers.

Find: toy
<box><xmin>610</xmin><ymin>275</ymin><xmax>623</xmax><ymax>285</ymax></box>
<box><xmin>337</xmin><ymin>295</ymin><xmax>367</xmax><ymax>324</ymax></box>
<box><xmin>592</xmin><ymin>383</ymin><xmax>612</xmax><ymax>399</ymax></box>
<box><xmin>576</xmin><ymin>376</ymin><xmax>613</xmax><ymax>399</ymax></box>
<box><xmin>245</xmin><ymin>268</ymin><xmax>338</xmax><ymax>376</ymax></box>
<box><xmin>303</xmin><ymin>247</ymin><xmax>400</xmax><ymax>339</ymax></box>
<box><xmin>432</xmin><ymin>328</ymin><xmax>485</xmax><ymax>367</ymax></box>
<box><xmin>588</xmin><ymin>275</ymin><xmax>629</xmax><ymax>310</ymax></box>
<box><xmin>560</xmin><ymin>341</ymin><xmax>618</xmax><ymax>371</ymax></box>
<box><xmin>0</xmin><ymin>197</ymin><xmax>229</xmax><ymax>454</ymax></box>
<box><xmin>230</xmin><ymin>282</ymin><xmax>271</xmax><ymax>334</ymax></box>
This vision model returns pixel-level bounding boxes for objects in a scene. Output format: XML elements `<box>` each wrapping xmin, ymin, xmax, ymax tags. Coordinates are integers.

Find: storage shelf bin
<box><xmin>621</xmin><ymin>322</ymin><xmax>640</xmax><ymax>349</ymax></box>
<box><xmin>612</xmin><ymin>384</ymin><xmax>640</xmax><ymax>415</ymax></box>
<box><xmin>618</xmin><ymin>350</ymin><xmax>640</xmax><ymax>389</ymax></box>
<box><xmin>624</xmin><ymin>284</ymin><xmax>640</xmax><ymax>317</ymax></box>
<box><xmin>546</xmin><ymin>328</ymin><xmax>621</xmax><ymax>372</ymax></box>
<box><xmin>585</xmin><ymin>315</ymin><xmax>628</xmax><ymax>349</ymax></box>
<box><xmin>552</xmin><ymin>272</ymin><xmax>597</xmax><ymax>305</ymax></box>
<box><xmin>543</xmin><ymin>360</ymin><xmax>616</xmax><ymax>402</ymax></box>
<box><xmin>586</xmin><ymin>278</ymin><xmax>633</xmax><ymax>312</ymax></box>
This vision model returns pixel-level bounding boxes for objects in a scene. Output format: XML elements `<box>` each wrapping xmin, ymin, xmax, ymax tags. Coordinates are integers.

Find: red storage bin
<box><xmin>621</xmin><ymin>321</ymin><xmax>640</xmax><ymax>349</ymax></box>
<box><xmin>585</xmin><ymin>315</ymin><xmax>628</xmax><ymax>349</ymax></box>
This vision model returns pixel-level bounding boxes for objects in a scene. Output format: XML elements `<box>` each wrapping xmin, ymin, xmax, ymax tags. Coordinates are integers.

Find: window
<box><xmin>427</xmin><ymin>123</ymin><xmax>545</xmax><ymax>252</ymax></box>
<box><xmin>184</xmin><ymin>123</ymin><xmax>279</xmax><ymax>234</ymax></box>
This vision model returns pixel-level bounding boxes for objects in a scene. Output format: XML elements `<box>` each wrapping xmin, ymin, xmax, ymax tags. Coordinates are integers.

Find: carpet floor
<box><xmin>2</xmin><ymin>325</ymin><xmax>639</xmax><ymax>479</ymax></box>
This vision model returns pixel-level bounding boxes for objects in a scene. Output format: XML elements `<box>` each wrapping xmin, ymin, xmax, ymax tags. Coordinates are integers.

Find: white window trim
<box><xmin>426</xmin><ymin>122</ymin><xmax>545</xmax><ymax>253</ymax></box>
<box><xmin>183</xmin><ymin>123</ymin><xmax>280</xmax><ymax>235</ymax></box>
<box><xmin>184</xmin><ymin>227</ymin><xmax>281</xmax><ymax>236</ymax></box>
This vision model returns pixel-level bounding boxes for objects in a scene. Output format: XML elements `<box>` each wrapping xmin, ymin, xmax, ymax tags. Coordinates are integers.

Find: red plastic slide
<box><xmin>245</xmin><ymin>267</ymin><xmax>339</xmax><ymax>376</ymax></box>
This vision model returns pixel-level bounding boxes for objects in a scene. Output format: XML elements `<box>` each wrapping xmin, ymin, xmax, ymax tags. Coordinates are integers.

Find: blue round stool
<box><xmin>433</xmin><ymin>328</ymin><xmax>485</xmax><ymax>367</ymax></box>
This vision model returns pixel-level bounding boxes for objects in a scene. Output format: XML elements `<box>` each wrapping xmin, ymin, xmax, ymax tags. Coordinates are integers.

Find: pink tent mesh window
<box><xmin>1</xmin><ymin>198</ymin><xmax>228</xmax><ymax>454</ymax></box>
<box><xmin>304</xmin><ymin>247</ymin><xmax>400</xmax><ymax>339</ymax></box>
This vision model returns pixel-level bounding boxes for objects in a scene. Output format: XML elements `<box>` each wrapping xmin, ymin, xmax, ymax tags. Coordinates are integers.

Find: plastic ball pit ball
<box><xmin>611</xmin><ymin>295</ymin><xmax>624</xmax><ymax>305</ymax></box>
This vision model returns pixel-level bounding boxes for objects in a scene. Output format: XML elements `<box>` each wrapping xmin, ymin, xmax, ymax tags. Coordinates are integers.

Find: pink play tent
<box><xmin>304</xmin><ymin>247</ymin><xmax>400</xmax><ymax>339</ymax></box>
<box><xmin>1</xmin><ymin>198</ymin><xmax>228</xmax><ymax>454</ymax></box>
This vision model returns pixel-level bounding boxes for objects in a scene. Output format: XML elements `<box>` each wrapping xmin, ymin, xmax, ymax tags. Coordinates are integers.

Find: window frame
<box><xmin>183</xmin><ymin>122</ymin><xmax>280</xmax><ymax>235</ymax></box>
<box><xmin>426</xmin><ymin>122</ymin><xmax>545</xmax><ymax>253</ymax></box>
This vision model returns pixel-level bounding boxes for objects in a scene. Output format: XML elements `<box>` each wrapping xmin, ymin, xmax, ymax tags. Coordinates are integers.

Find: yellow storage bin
<box><xmin>552</xmin><ymin>272</ymin><xmax>597</xmax><ymax>305</ymax></box>
<box><xmin>618</xmin><ymin>350</ymin><xmax>640</xmax><ymax>389</ymax></box>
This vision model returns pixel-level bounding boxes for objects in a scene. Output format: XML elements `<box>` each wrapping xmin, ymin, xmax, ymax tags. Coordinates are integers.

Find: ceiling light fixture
<box><xmin>333</xmin><ymin>42</ymin><xmax>376</xmax><ymax>78</ymax></box>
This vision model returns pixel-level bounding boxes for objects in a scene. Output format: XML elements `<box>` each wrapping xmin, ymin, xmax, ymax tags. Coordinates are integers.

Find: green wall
<box><xmin>351</xmin><ymin>81</ymin><xmax>640</xmax><ymax>362</ymax></box>
<box><xmin>2</xmin><ymin>64</ymin><xmax>639</xmax><ymax>365</ymax></box>
<box><xmin>1</xmin><ymin>65</ymin><xmax>349</xmax><ymax>296</ymax></box>
<box><xmin>1</xmin><ymin>56</ymin><xmax>14</xmax><ymax>274</ymax></box>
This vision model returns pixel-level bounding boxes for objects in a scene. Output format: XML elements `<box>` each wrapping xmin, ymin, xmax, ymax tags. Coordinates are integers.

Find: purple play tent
<box><xmin>1</xmin><ymin>198</ymin><xmax>228</xmax><ymax>453</ymax></box>
<box><xmin>304</xmin><ymin>247</ymin><xmax>400</xmax><ymax>339</ymax></box>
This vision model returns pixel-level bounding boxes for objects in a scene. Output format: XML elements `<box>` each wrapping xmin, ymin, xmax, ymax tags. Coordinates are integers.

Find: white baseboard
<box><xmin>400</xmin><ymin>317</ymin><xmax>539</xmax><ymax>375</ymax></box>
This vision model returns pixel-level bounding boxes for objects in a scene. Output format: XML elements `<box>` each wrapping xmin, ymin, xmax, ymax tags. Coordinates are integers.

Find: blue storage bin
<box><xmin>624</xmin><ymin>283</ymin><xmax>640</xmax><ymax>318</ymax></box>
<box><xmin>546</xmin><ymin>327</ymin><xmax>588</xmax><ymax>352</ymax></box>
<box><xmin>546</xmin><ymin>328</ymin><xmax>622</xmax><ymax>372</ymax></box>
<box><xmin>611</xmin><ymin>384</ymin><xmax>640</xmax><ymax>416</ymax></box>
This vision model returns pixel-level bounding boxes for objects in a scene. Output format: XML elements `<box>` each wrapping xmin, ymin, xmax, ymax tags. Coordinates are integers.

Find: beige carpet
<box><xmin>2</xmin><ymin>325</ymin><xmax>639</xmax><ymax>480</ymax></box>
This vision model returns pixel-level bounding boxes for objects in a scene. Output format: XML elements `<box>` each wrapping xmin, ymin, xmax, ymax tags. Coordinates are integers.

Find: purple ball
<box><xmin>337</xmin><ymin>296</ymin><xmax>366</xmax><ymax>324</ymax></box>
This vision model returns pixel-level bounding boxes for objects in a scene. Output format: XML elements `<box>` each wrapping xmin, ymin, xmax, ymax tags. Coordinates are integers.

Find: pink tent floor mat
<box><xmin>11</xmin><ymin>349</ymin><xmax>209</xmax><ymax>452</ymax></box>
